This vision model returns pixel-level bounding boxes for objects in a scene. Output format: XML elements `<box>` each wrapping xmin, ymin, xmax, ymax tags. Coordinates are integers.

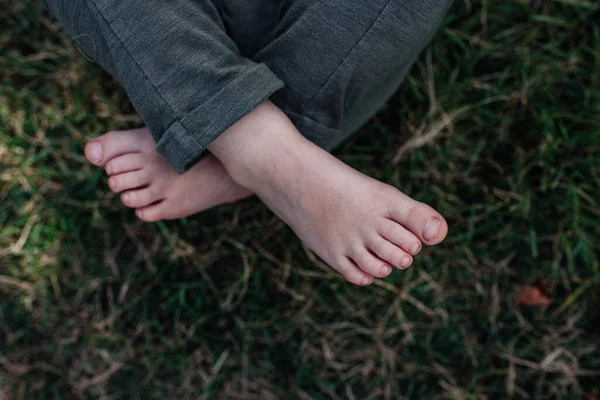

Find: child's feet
<box><xmin>208</xmin><ymin>101</ymin><xmax>449</xmax><ymax>286</ymax></box>
<box><xmin>84</xmin><ymin>127</ymin><xmax>253</xmax><ymax>221</ymax></box>
<box><xmin>84</xmin><ymin>102</ymin><xmax>448</xmax><ymax>286</ymax></box>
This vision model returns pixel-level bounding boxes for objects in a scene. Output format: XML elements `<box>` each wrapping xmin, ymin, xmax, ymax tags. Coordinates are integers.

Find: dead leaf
<box><xmin>583</xmin><ymin>394</ymin><xmax>597</xmax><ymax>400</ymax></box>
<box><xmin>0</xmin><ymin>385</ymin><xmax>13</xmax><ymax>400</ymax></box>
<box><xmin>517</xmin><ymin>285</ymin><xmax>551</xmax><ymax>306</ymax></box>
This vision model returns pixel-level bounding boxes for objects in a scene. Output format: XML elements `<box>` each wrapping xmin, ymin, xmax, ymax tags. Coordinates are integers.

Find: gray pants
<box><xmin>44</xmin><ymin>0</ymin><xmax>451</xmax><ymax>173</ymax></box>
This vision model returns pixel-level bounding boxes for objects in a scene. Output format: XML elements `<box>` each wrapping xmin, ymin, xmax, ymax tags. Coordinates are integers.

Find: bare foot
<box><xmin>208</xmin><ymin>101</ymin><xmax>449</xmax><ymax>286</ymax></box>
<box><xmin>84</xmin><ymin>127</ymin><xmax>252</xmax><ymax>221</ymax></box>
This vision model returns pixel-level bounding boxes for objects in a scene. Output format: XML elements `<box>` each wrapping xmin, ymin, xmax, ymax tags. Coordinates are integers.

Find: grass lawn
<box><xmin>1</xmin><ymin>1</ymin><xmax>599</xmax><ymax>399</ymax></box>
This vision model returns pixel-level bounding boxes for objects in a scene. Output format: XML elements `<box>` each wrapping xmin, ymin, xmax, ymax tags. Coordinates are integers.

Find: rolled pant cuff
<box><xmin>156</xmin><ymin>63</ymin><xmax>284</xmax><ymax>174</ymax></box>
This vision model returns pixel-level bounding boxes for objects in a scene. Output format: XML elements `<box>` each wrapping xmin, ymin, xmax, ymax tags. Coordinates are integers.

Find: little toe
<box><xmin>105</xmin><ymin>154</ymin><xmax>144</xmax><ymax>176</ymax></box>
<box><xmin>85</xmin><ymin>127</ymin><xmax>152</xmax><ymax>166</ymax></box>
<box><xmin>369</xmin><ymin>235</ymin><xmax>413</xmax><ymax>270</ymax></box>
<box><xmin>121</xmin><ymin>187</ymin><xmax>162</xmax><ymax>208</ymax></box>
<box><xmin>352</xmin><ymin>248</ymin><xmax>392</xmax><ymax>278</ymax></box>
<box><xmin>336</xmin><ymin>256</ymin><xmax>375</xmax><ymax>286</ymax></box>
<box><xmin>108</xmin><ymin>170</ymin><xmax>149</xmax><ymax>193</ymax></box>
<box><xmin>378</xmin><ymin>218</ymin><xmax>422</xmax><ymax>256</ymax></box>
<box><xmin>135</xmin><ymin>202</ymin><xmax>167</xmax><ymax>222</ymax></box>
<box><xmin>387</xmin><ymin>194</ymin><xmax>448</xmax><ymax>245</ymax></box>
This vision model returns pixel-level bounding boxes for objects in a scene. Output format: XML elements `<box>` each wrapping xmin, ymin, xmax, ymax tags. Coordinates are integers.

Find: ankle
<box><xmin>207</xmin><ymin>101</ymin><xmax>310</xmax><ymax>190</ymax></box>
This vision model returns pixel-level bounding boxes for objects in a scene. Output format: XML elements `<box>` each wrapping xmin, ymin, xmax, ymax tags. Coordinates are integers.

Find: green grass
<box><xmin>1</xmin><ymin>1</ymin><xmax>599</xmax><ymax>399</ymax></box>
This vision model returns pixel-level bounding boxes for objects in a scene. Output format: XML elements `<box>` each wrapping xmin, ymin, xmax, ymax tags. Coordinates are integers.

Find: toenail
<box><xmin>87</xmin><ymin>141</ymin><xmax>103</xmax><ymax>163</ymax></box>
<box><xmin>423</xmin><ymin>218</ymin><xmax>441</xmax><ymax>241</ymax></box>
<box><xmin>362</xmin><ymin>276</ymin><xmax>371</xmax><ymax>285</ymax></box>
<box><xmin>380</xmin><ymin>265</ymin><xmax>391</xmax><ymax>276</ymax></box>
<box><xmin>122</xmin><ymin>193</ymin><xmax>130</xmax><ymax>203</ymax></box>
<box><xmin>410</xmin><ymin>242</ymin><xmax>420</xmax><ymax>254</ymax></box>
<box><xmin>402</xmin><ymin>256</ymin><xmax>411</xmax><ymax>268</ymax></box>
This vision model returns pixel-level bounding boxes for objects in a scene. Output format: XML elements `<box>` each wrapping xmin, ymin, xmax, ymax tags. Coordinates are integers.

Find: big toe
<box><xmin>388</xmin><ymin>192</ymin><xmax>448</xmax><ymax>245</ymax></box>
<box><xmin>84</xmin><ymin>127</ymin><xmax>152</xmax><ymax>166</ymax></box>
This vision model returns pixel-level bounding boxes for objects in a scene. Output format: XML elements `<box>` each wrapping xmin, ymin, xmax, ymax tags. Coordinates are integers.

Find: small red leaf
<box><xmin>517</xmin><ymin>285</ymin><xmax>551</xmax><ymax>306</ymax></box>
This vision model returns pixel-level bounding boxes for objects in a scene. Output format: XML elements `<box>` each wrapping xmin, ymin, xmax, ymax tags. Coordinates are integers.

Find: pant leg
<box><xmin>225</xmin><ymin>0</ymin><xmax>452</xmax><ymax>151</ymax></box>
<box><xmin>43</xmin><ymin>0</ymin><xmax>284</xmax><ymax>173</ymax></box>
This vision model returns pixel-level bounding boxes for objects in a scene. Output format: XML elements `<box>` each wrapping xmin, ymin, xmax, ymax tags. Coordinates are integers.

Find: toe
<box><xmin>378</xmin><ymin>218</ymin><xmax>422</xmax><ymax>256</ymax></box>
<box><xmin>108</xmin><ymin>170</ymin><xmax>149</xmax><ymax>193</ymax></box>
<box><xmin>135</xmin><ymin>202</ymin><xmax>166</xmax><ymax>222</ymax></box>
<box><xmin>369</xmin><ymin>235</ymin><xmax>413</xmax><ymax>270</ymax></box>
<box><xmin>387</xmin><ymin>193</ymin><xmax>448</xmax><ymax>245</ymax></box>
<box><xmin>105</xmin><ymin>154</ymin><xmax>144</xmax><ymax>176</ymax></box>
<box><xmin>336</xmin><ymin>256</ymin><xmax>374</xmax><ymax>286</ymax></box>
<box><xmin>352</xmin><ymin>248</ymin><xmax>392</xmax><ymax>278</ymax></box>
<box><xmin>85</xmin><ymin>127</ymin><xmax>152</xmax><ymax>166</ymax></box>
<box><xmin>122</xmin><ymin>187</ymin><xmax>162</xmax><ymax>208</ymax></box>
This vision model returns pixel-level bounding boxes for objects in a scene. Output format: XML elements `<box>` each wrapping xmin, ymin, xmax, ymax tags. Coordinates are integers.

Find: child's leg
<box><xmin>248</xmin><ymin>0</ymin><xmax>452</xmax><ymax>151</ymax></box>
<box><xmin>43</xmin><ymin>0</ymin><xmax>285</xmax><ymax>173</ymax></box>
<box><xmin>211</xmin><ymin>0</ymin><xmax>451</xmax><ymax>286</ymax></box>
<box><xmin>47</xmin><ymin>0</ymin><xmax>449</xmax><ymax>285</ymax></box>
<box><xmin>43</xmin><ymin>0</ymin><xmax>276</xmax><ymax>217</ymax></box>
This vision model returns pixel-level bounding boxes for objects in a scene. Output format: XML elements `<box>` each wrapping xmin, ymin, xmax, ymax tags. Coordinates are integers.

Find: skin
<box><xmin>85</xmin><ymin>101</ymin><xmax>448</xmax><ymax>286</ymax></box>
<box><xmin>85</xmin><ymin>127</ymin><xmax>252</xmax><ymax>221</ymax></box>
